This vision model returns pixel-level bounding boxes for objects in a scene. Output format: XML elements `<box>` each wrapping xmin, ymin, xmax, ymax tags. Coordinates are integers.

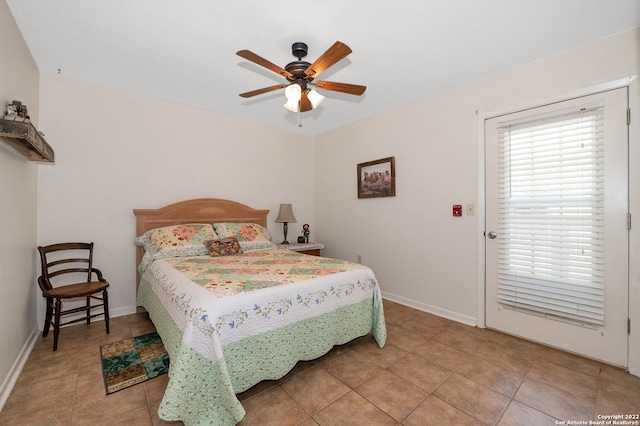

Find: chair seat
<box><xmin>44</xmin><ymin>281</ymin><xmax>109</xmax><ymax>299</ymax></box>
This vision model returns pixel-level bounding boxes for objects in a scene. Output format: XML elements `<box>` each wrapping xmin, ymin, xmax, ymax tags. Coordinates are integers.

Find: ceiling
<box><xmin>7</xmin><ymin>1</ymin><xmax>640</xmax><ymax>136</ymax></box>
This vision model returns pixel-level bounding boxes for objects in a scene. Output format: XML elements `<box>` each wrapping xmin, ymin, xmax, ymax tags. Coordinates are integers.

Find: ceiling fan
<box><xmin>236</xmin><ymin>41</ymin><xmax>366</xmax><ymax>113</ymax></box>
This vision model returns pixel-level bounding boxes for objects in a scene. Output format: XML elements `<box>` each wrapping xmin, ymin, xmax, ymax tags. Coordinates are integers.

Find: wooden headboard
<box><xmin>133</xmin><ymin>198</ymin><xmax>269</xmax><ymax>291</ymax></box>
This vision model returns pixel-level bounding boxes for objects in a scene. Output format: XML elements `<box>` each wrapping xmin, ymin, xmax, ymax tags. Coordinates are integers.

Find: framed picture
<box><xmin>357</xmin><ymin>156</ymin><xmax>396</xmax><ymax>199</ymax></box>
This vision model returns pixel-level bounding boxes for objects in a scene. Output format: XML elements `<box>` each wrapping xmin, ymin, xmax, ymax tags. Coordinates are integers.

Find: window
<box><xmin>495</xmin><ymin>103</ymin><xmax>605</xmax><ymax>326</ymax></box>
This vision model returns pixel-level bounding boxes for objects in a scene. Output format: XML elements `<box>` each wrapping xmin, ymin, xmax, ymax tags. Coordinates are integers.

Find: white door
<box><xmin>485</xmin><ymin>88</ymin><xmax>628</xmax><ymax>367</ymax></box>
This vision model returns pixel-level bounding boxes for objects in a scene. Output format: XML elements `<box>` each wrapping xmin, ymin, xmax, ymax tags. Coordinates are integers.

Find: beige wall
<box><xmin>315</xmin><ymin>28</ymin><xmax>640</xmax><ymax>374</ymax></box>
<box><xmin>0</xmin><ymin>0</ymin><xmax>40</xmax><ymax>404</ymax></box>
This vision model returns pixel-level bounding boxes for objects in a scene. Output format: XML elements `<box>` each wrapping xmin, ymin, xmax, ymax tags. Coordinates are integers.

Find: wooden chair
<box><xmin>37</xmin><ymin>242</ymin><xmax>110</xmax><ymax>351</ymax></box>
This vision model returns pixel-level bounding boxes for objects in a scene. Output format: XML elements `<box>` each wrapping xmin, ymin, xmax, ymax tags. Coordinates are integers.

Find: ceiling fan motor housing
<box><xmin>285</xmin><ymin>42</ymin><xmax>311</xmax><ymax>80</ymax></box>
<box><xmin>285</xmin><ymin>61</ymin><xmax>311</xmax><ymax>79</ymax></box>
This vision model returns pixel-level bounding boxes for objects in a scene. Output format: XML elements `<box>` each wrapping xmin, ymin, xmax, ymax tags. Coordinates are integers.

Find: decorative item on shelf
<box><xmin>275</xmin><ymin>203</ymin><xmax>297</xmax><ymax>244</ymax></box>
<box><xmin>6</xmin><ymin>104</ymin><xmax>17</xmax><ymax>117</ymax></box>
<box><xmin>297</xmin><ymin>236</ymin><xmax>305</xmax><ymax>243</ymax></box>
<box><xmin>4</xmin><ymin>100</ymin><xmax>30</xmax><ymax>122</ymax></box>
<box><xmin>302</xmin><ymin>223</ymin><xmax>310</xmax><ymax>243</ymax></box>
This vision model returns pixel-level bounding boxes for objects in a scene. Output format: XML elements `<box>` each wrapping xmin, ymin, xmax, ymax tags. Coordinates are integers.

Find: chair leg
<box><xmin>103</xmin><ymin>289</ymin><xmax>110</xmax><ymax>334</ymax></box>
<box><xmin>86</xmin><ymin>296</ymin><xmax>91</xmax><ymax>324</ymax></box>
<box><xmin>42</xmin><ymin>299</ymin><xmax>53</xmax><ymax>337</ymax></box>
<box><xmin>53</xmin><ymin>298</ymin><xmax>62</xmax><ymax>351</ymax></box>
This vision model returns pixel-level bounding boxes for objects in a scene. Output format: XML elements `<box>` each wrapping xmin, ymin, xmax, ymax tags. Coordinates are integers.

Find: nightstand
<box><xmin>277</xmin><ymin>242</ymin><xmax>324</xmax><ymax>256</ymax></box>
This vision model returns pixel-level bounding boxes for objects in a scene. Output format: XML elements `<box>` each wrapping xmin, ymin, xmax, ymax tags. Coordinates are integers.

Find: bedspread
<box><xmin>137</xmin><ymin>248</ymin><xmax>386</xmax><ymax>425</ymax></box>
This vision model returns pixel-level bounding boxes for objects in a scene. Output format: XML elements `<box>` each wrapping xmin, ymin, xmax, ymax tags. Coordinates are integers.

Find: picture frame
<box><xmin>357</xmin><ymin>156</ymin><xmax>396</xmax><ymax>199</ymax></box>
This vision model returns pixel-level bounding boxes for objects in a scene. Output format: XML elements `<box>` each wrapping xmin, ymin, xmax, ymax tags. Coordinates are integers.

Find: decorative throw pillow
<box><xmin>134</xmin><ymin>224</ymin><xmax>217</xmax><ymax>259</ymax></box>
<box><xmin>204</xmin><ymin>237</ymin><xmax>243</xmax><ymax>257</ymax></box>
<box><xmin>148</xmin><ymin>224</ymin><xmax>217</xmax><ymax>248</ymax></box>
<box><xmin>212</xmin><ymin>222</ymin><xmax>275</xmax><ymax>252</ymax></box>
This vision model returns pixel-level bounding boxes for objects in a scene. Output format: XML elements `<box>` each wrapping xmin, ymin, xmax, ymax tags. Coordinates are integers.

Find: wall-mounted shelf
<box><xmin>0</xmin><ymin>117</ymin><xmax>54</xmax><ymax>162</ymax></box>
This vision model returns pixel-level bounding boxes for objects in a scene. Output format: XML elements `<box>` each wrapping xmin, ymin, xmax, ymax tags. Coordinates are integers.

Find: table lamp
<box><xmin>275</xmin><ymin>203</ymin><xmax>297</xmax><ymax>244</ymax></box>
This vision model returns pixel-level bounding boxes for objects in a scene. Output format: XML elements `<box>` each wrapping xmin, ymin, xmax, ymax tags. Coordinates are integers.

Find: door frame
<box><xmin>476</xmin><ymin>76</ymin><xmax>635</xmax><ymax>333</ymax></box>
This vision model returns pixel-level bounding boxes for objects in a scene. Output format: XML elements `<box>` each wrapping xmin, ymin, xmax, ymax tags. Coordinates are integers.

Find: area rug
<box><xmin>100</xmin><ymin>331</ymin><xmax>169</xmax><ymax>394</ymax></box>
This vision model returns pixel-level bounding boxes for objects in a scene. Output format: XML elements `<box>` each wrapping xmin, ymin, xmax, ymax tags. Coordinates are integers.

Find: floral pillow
<box><xmin>204</xmin><ymin>237</ymin><xmax>243</xmax><ymax>257</ymax></box>
<box><xmin>134</xmin><ymin>224</ymin><xmax>217</xmax><ymax>260</ymax></box>
<box><xmin>212</xmin><ymin>222</ymin><xmax>275</xmax><ymax>252</ymax></box>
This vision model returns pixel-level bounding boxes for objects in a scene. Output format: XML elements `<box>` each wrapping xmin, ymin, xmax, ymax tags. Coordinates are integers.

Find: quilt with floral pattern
<box><xmin>137</xmin><ymin>248</ymin><xmax>386</xmax><ymax>426</ymax></box>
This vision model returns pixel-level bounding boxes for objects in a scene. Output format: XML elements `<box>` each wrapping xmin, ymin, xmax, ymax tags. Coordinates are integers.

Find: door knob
<box><xmin>487</xmin><ymin>231</ymin><xmax>497</xmax><ymax>239</ymax></box>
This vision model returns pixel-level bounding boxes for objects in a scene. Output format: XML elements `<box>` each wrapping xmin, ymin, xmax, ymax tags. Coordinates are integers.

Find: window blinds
<box><xmin>495</xmin><ymin>103</ymin><xmax>605</xmax><ymax>326</ymax></box>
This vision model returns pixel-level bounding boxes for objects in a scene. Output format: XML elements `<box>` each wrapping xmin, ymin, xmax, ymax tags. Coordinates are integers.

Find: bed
<box><xmin>133</xmin><ymin>198</ymin><xmax>387</xmax><ymax>425</ymax></box>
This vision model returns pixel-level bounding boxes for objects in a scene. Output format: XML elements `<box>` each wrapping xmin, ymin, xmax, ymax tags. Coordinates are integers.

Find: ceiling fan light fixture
<box><xmin>283</xmin><ymin>83</ymin><xmax>302</xmax><ymax>112</ymax></box>
<box><xmin>307</xmin><ymin>89</ymin><xmax>325</xmax><ymax>109</ymax></box>
<box><xmin>285</xmin><ymin>83</ymin><xmax>302</xmax><ymax>102</ymax></box>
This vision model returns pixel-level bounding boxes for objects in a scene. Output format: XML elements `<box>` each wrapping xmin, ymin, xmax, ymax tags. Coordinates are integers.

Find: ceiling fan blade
<box><xmin>239</xmin><ymin>84</ymin><xmax>287</xmax><ymax>98</ymax></box>
<box><xmin>304</xmin><ymin>41</ymin><xmax>352</xmax><ymax>79</ymax></box>
<box><xmin>314</xmin><ymin>81</ymin><xmax>366</xmax><ymax>96</ymax></box>
<box><xmin>300</xmin><ymin>91</ymin><xmax>312</xmax><ymax>112</ymax></box>
<box><xmin>236</xmin><ymin>50</ymin><xmax>293</xmax><ymax>79</ymax></box>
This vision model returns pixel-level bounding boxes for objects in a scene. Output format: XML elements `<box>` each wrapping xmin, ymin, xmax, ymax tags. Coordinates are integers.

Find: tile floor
<box><xmin>1</xmin><ymin>300</ymin><xmax>639</xmax><ymax>425</ymax></box>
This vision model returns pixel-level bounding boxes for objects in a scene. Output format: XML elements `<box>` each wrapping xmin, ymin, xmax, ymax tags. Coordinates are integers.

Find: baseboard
<box><xmin>112</xmin><ymin>305</ymin><xmax>138</xmax><ymax>317</ymax></box>
<box><xmin>0</xmin><ymin>327</ymin><xmax>39</xmax><ymax>412</ymax></box>
<box><xmin>381</xmin><ymin>291</ymin><xmax>478</xmax><ymax>327</ymax></box>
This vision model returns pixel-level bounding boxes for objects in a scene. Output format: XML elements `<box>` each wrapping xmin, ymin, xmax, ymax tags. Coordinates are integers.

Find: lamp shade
<box><xmin>285</xmin><ymin>84</ymin><xmax>302</xmax><ymax>101</ymax></box>
<box><xmin>307</xmin><ymin>89</ymin><xmax>325</xmax><ymax>109</ymax></box>
<box><xmin>283</xmin><ymin>84</ymin><xmax>302</xmax><ymax>112</ymax></box>
<box><xmin>283</xmin><ymin>99</ymin><xmax>299</xmax><ymax>112</ymax></box>
<box><xmin>275</xmin><ymin>204</ymin><xmax>297</xmax><ymax>223</ymax></box>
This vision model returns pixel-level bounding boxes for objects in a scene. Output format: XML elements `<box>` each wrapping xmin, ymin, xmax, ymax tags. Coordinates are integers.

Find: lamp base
<box><xmin>281</xmin><ymin>222</ymin><xmax>290</xmax><ymax>245</ymax></box>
